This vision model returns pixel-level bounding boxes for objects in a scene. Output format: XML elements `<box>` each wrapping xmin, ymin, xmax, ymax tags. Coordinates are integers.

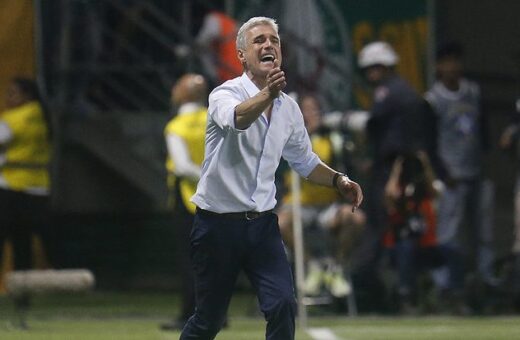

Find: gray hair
<box><xmin>236</xmin><ymin>17</ymin><xmax>279</xmax><ymax>51</ymax></box>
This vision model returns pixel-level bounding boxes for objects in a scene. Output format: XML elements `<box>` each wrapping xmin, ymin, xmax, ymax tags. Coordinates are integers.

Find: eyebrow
<box><xmin>252</xmin><ymin>34</ymin><xmax>280</xmax><ymax>43</ymax></box>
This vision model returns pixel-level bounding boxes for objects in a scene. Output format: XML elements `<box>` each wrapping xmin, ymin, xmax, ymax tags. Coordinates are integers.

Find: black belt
<box><xmin>196</xmin><ymin>207</ymin><xmax>273</xmax><ymax>220</ymax></box>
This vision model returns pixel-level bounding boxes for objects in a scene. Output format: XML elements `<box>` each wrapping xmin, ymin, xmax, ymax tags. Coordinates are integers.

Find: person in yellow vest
<box><xmin>0</xmin><ymin>77</ymin><xmax>51</xmax><ymax>277</ymax></box>
<box><xmin>160</xmin><ymin>73</ymin><xmax>209</xmax><ymax>331</ymax></box>
<box><xmin>277</xmin><ymin>93</ymin><xmax>366</xmax><ymax>298</ymax></box>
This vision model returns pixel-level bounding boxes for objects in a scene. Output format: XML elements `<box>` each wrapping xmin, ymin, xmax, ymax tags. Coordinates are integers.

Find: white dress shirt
<box><xmin>191</xmin><ymin>73</ymin><xmax>320</xmax><ymax>213</ymax></box>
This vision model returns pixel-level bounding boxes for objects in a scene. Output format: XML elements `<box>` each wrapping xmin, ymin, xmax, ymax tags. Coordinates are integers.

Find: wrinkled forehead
<box><xmin>246</xmin><ymin>24</ymin><xmax>279</xmax><ymax>42</ymax></box>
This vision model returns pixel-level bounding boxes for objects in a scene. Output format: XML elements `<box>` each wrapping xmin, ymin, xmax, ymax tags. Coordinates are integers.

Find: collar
<box><xmin>178</xmin><ymin>102</ymin><xmax>205</xmax><ymax>116</ymax></box>
<box><xmin>434</xmin><ymin>79</ymin><xmax>469</xmax><ymax>100</ymax></box>
<box><xmin>240</xmin><ymin>73</ymin><xmax>261</xmax><ymax>98</ymax></box>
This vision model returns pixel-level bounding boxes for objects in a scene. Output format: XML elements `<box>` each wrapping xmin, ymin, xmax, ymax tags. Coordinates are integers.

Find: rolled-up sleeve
<box><xmin>208</xmin><ymin>87</ymin><xmax>245</xmax><ymax>132</ymax></box>
<box><xmin>282</xmin><ymin>111</ymin><xmax>320</xmax><ymax>178</ymax></box>
<box><xmin>0</xmin><ymin>122</ymin><xmax>13</xmax><ymax>144</ymax></box>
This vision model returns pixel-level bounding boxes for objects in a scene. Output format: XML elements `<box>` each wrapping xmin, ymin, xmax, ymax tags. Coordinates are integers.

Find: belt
<box><xmin>196</xmin><ymin>207</ymin><xmax>273</xmax><ymax>220</ymax></box>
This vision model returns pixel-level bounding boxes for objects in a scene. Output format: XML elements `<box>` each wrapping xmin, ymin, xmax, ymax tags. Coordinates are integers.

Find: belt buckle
<box><xmin>245</xmin><ymin>211</ymin><xmax>258</xmax><ymax>220</ymax></box>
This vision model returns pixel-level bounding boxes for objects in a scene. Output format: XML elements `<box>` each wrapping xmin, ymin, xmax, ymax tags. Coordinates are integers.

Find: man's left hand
<box><xmin>337</xmin><ymin>177</ymin><xmax>363</xmax><ymax>212</ymax></box>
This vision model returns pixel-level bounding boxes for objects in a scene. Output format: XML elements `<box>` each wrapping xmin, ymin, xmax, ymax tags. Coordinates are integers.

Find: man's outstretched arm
<box><xmin>306</xmin><ymin>162</ymin><xmax>363</xmax><ymax>212</ymax></box>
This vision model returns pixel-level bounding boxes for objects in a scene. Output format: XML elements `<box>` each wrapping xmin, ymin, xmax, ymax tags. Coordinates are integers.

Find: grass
<box><xmin>0</xmin><ymin>291</ymin><xmax>519</xmax><ymax>339</ymax></box>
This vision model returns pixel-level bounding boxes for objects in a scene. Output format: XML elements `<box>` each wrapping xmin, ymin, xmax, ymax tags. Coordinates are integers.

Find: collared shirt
<box><xmin>191</xmin><ymin>73</ymin><xmax>320</xmax><ymax>213</ymax></box>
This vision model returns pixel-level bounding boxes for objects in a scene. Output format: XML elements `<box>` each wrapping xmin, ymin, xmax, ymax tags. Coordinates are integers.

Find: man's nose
<box><xmin>263</xmin><ymin>39</ymin><xmax>273</xmax><ymax>48</ymax></box>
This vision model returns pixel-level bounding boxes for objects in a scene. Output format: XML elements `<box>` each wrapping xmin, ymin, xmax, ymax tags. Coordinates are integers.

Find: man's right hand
<box><xmin>266</xmin><ymin>59</ymin><xmax>286</xmax><ymax>98</ymax></box>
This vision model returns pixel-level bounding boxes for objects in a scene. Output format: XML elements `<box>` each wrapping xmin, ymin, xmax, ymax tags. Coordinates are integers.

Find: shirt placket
<box><xmin>251</xmin><ymin>99</ymin><xmax>281</xmax><ymax>210</ymax></box>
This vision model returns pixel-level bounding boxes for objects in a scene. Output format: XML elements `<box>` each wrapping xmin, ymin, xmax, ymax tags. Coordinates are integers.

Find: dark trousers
<box><xmin>390</xmin><ymin>240</ymin><xmax>443</xmax><ymax>298</ymax></box>
<box><xmin>175</xmin><ymin>208</ymin><xmax>196</xmax><ymax>322</ymax></box>
<box><xmin>180</xmin><ymin>211</ymin><xmax>296</xmax><ymax>340</ymax></box>
<box><xmin>0</xmin><ymin>188</ymin><xmax>51</xmax><ymax>269</ymax></box>
<box><xmin>352</xmin><ymin>161</ymin><xmax>393</xmax><ymax>273</ymax></box>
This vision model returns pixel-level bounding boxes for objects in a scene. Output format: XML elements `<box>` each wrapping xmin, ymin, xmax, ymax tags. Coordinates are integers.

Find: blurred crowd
<box><xmin>156</xmin><ymin>18</ymin><xmax>520</xmax><ymax>323</ymax></box>
<box><xmin>1</xmin><ymin>4</ymin><xmax>520</xmax><ymax>329</ymax></box>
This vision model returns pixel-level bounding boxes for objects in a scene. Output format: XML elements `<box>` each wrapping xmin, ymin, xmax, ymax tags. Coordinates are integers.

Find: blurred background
<box><xmin>0</xmin><ymin>0</ymin><xmax>519</xmax><ymax>317</ymax></box>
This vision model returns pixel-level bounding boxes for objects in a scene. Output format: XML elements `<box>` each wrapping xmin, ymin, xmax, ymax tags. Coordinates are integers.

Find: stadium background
<box><xmin>0</xmin><ymin>0</ymin><xmax>519</xmax><ymax>300</ymax></box>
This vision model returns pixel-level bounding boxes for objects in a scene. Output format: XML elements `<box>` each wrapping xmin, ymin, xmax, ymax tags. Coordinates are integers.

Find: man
<box><xmin>426</xmin><ymin>42</ymin><xmax>495</xmax><ymax>312</ymax></box>
<box><xmin>353</xmin><ymin>42</ymin><xmax>434</xmax><ymax>309</ymax></box>
<box><xmin>0</xmin><ymin>77</ymin><xmax>52</xmax><ymax>291</ymax></box>
<box><xmin>160</xmin><ymin>73</ymin><xmax>208</xmax><ymax>331</ymax></box>
<box><xmin>382</xmin><ymin>151</ymin><xmax>442</xmax><ymax>313</ymax></box>
<box><xmin>181</xmin><ymin>17</ymin><xmax>363</xmax><ymax>340</ymax></box>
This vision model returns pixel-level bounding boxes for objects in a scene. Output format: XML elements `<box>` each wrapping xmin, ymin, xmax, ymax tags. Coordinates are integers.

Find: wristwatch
<box><xmin>332</xmin><ymin>172</ymin><xmax>348</xmax><ymax>189</ymax></box>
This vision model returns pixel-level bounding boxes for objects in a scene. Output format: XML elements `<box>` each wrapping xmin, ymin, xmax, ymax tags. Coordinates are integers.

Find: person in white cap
<box><xmin>353</xmin><ymin>42</ymin><xmax>437</xmax><ymax>309</ymax></box>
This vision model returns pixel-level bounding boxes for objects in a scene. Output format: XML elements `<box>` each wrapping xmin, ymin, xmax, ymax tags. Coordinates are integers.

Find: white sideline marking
<box><xmin>307</xmin><ymin>327</ymin><xmax>341</xmax><ymax>340</ymax></box>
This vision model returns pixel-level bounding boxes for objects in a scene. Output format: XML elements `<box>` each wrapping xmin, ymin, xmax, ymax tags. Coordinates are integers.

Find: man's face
<box><xmin>436</xmin><ymin>56</ymin><xmax>462</xmax><ymax>83</ymax></box>
<box><xmin>239</xmin><ymin>24</ymin><xmax>282</xmax><ymax>79</ymax></box>
<box><xmin>363</xmin><ymin>65</ymin><xmax>387</xmax><ymax>85</ymax></box>
<box><xmin>171</xmin><ymin>74</ymin><xmax>207</xmax><ymax>106</ymax></box>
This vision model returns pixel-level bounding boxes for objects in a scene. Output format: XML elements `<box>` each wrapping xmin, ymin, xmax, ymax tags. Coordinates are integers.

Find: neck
<box><xmin>442</xmin><ymin>78</ymin><xmax>460</xmax><ymax>91</ymax></box>
<box><xmin>246</xmin><ymin>70</ymin><xmax>267</xmax><ymax>90</ymax></box>
<box><xmin>373</xmin><ymin>72</ymin><xmax>393</xmax><ymax>87</ymax></box>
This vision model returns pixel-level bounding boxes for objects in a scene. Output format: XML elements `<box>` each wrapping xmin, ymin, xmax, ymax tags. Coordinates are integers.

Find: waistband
<box><xmin>196</xmin><ymin>207</ymin><xmax>274</xmax><ymax>220</ymax></box>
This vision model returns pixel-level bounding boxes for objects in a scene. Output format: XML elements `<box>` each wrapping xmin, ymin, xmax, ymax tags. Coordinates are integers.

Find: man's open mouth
<box><xmin>260</xmin><ymin>54</ymin><xmax>275</xmax><ymax>63</ymax></box>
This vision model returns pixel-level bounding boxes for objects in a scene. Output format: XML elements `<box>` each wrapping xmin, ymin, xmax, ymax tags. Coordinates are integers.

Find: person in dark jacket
<box><xmin>353</xmin><ymin>42</ymin><xmax>436</xmax><ymax>307</ymax></box>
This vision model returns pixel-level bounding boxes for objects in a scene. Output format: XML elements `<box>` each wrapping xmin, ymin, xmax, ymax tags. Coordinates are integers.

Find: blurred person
<box><xmin>0</xmin><ymin>77</ymin><xmax>52</xmax><ymax>280</ymax></box>
<box><xmin>159</xmin><ymin>74</ymin><xmax>208</xmax><ymax>331</ymax></box>
<box><xmin>277</xmin><ymin>93</ymin><xmax>365</xmax><ymax>299</ymax></box>
<box><xmin>193</xmin><ymin>4</ymin><xmax>243</xmax><ymax>85</ymax></box>
<box><xmin>353</xmin><ymin>42</ymin><xmax>435</xmax><ymax>309</ymax></box>
<box><xmin>279</xmin><ymin>0</ymin><xmax>327</xmax><ymax>96</ymax></box>
<box><xmin>181</xmin><ymin>17</ymin><xmax>363</xmax><ymax>340</ymax></box>
<box><xmin>425</xmin><ymin>42</ymin><xmax>496</xmax><ymax>313</ymax></box>
<box><xmin>383</xmin><ymin>151</ymin><xmax>443</xmax><ymax>314</ymax></box>
<box><xmin>499</xmin><ymin>95</ymin><xmax>520</xmax><ymax>308</ymax></box>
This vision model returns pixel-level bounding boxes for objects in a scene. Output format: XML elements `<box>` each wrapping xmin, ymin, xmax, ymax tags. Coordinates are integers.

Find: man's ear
<box><xmin>237</xmin><ymin>50</ymin><xmax>246</xmax><ymax>65</ymax></box>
